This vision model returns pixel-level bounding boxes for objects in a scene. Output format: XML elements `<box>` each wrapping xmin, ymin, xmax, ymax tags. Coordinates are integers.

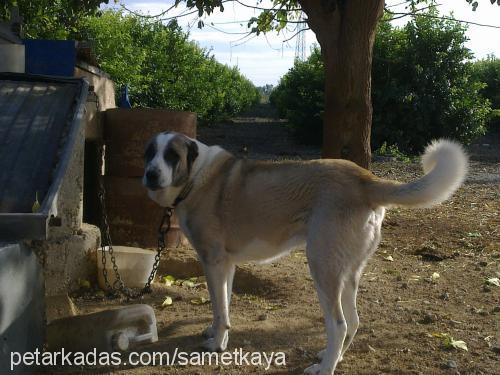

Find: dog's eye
<box><xmin>163</xmin><ymin>148</ymin><xmax>179</xmax><ymax>165</ymax></box>
<box><xmin>145</xmin><ymin>142</ymin><xmax>156</xmax><ymax>162</ymax></box>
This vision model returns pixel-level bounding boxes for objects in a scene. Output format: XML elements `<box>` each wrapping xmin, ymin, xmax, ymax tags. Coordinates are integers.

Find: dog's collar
<box><xmin>172</xmin><ymin>179</ymin><xmax>194</xmax><ymax>208</ymax></box>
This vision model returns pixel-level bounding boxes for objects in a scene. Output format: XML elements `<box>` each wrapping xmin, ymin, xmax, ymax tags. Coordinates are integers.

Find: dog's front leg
<box><xmin>201</xmin><ymin>258</ymin><xmax>233</xmax><ymax>352</ymax></box>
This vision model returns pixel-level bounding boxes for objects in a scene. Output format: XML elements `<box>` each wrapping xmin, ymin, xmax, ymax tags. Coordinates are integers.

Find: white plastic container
<box><xmin>47</xmin><ymin>304</ymin><xmax>158</xmax><ymax>352</ymax></box>
<box><xmin>97</xmin><ymin>246</ymin><xmax>157</xmax><ymax>289</ymax></box>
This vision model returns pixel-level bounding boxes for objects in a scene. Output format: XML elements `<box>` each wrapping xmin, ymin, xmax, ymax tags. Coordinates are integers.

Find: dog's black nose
<box><xmin>145</xmin><ymin>169</ymin><xmax>160</xmax><ymax>190</ymax></box>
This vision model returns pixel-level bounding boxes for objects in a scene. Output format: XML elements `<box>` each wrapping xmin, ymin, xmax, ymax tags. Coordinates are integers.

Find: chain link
<box><xmin>98</xmin><ymin>177</ymin><xmax>172</xmax><ymax>299</ymax></box>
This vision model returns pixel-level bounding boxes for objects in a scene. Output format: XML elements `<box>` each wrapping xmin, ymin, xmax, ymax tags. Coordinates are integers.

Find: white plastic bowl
<box><xmin>97</xmin><ymin>246</ymin><xmax>157</xmax><ymax>289</ymax></box>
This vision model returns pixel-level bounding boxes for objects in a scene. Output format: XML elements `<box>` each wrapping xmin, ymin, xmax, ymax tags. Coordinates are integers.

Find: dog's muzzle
<box><xmin>144</xmin><ymin>169</ymin><xmax>161</xmax><ymax>191</ymax></box>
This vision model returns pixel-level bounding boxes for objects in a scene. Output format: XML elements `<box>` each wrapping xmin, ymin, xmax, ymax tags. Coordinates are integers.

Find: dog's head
<box><xmin>143</xmin><ymin>132</ymin><xmax>198</xmax><ymax>206</ymax></box>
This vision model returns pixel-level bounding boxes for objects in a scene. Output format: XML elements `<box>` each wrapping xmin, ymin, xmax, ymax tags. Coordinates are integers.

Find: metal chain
<box><xmin>98</xmin><ymin>176</ymin><xmax>172</xmax><ymax>299</ymax></box>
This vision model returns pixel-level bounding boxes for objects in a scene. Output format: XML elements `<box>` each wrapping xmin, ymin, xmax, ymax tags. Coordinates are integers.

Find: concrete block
<box><xmin>33</xmin><ymin>223</ymin><xmax>101</xmax><ymax>296</ymax></box>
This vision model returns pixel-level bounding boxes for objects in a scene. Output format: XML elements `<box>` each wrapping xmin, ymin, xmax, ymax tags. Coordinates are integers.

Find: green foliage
<box><xmin>271</xmin><ymin>8</ymin><xmax>491</xmax><ymax>153</ymax></box>
<box><xmin>81</xmin><ymin>11</ymin><xmax>259</xmax><ymax>123</ymax></box>
<box><xmin>374</xmin><ymin>142</ymin><xmax>412</xmax><ymax>162</ymax></box>
<box><xmin>372</xmin><ymin>9</ymin><xmax>490</xmax><ymax>152</ymax></box>
<box><xmin>486</xmin><ymin>109</ymin><xmax>500</xmax><ymax>132</ymax></box>
<box><xmin>472</xmin><ymin>55</ymin><xmax>500</xmax><ymax>131</ymax></box>
<box><xmin>0</xmin><ymin>0</ymin><xmax>106</xmax><ymax>39</ymax></box>
<box><xmin>270</xmin><ymin>53</ymin><xmax>324</xmax><ymax>144</ymax></box>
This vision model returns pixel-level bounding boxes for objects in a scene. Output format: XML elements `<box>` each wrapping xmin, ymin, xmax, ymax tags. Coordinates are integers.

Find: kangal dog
<box><xmin>143</xmin><ymin>132</ymin><xmax>467</xmax><ymax>374</ymax></box>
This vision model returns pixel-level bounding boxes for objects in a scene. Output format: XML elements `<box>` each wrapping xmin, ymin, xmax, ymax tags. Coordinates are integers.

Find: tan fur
<box><xmin>182</xmin><ymin>157</ymin><xmax>376</xmax><ymax>257</ymax></box>
<box><xmin>144</xmin><ymin>134</ymin><xmax>467</xmax><ymax>375</ymax></box>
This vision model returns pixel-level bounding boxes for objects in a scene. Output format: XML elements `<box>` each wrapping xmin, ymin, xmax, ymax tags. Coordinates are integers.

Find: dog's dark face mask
<box><xmin>143</xmin><ymin>132</ymin><xmax>198</xmax><ymax>206</ymax></box>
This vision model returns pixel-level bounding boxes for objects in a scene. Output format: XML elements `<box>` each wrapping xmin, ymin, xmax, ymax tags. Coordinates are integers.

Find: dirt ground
<box><xmin>56</xmin><ymin>110</ymin><xmax>498</xmax><ymax>375</ymax></box>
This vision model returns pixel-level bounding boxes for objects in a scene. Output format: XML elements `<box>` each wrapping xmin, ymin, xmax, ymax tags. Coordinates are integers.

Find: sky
<box><xmin>105</xmin><ymin>0</ymin><xmax>500</xmax><ymax>86</ymax></box>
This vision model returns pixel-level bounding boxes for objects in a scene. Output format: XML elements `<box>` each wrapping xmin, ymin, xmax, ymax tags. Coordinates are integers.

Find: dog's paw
<box><xmin>201</xmin><ymin>337</ymin><xmax>227</xmax><ymax>352</ymax></box>
<box><xmin>304</xmin><ymin>363</ymin><xmax>335</xmax><ymax>375</ymax></box>
<box><xmin>202</xmin><ymin>325</ymin><xmax>215</xmax><ymax>338</ymax></box>
<box><xmin>304</xmin><ymin>363</ymin><xmax>322</xmax><ymax>375</ymax></box>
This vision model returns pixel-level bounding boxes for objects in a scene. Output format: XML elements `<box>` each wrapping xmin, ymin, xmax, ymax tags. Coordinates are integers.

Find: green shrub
<box><xmin>80</xmin><ymin>11</ymin><xmax>259</xmax><ymax>123</ymax></box>
<box><xmin>270</xmin><ymin>52</ymin><xmax>324</xmax><ymax>144</ymax></box>
<box><xmin>271</xmin><ymin>8</ymin><xmax>491</xmax><ymax>153</ymax></box>
<box><xmin>488</xmin><ymin>109</ymin><xmax>500</xmax><ymax>133</ymax></box>
<box><xmin>374</xmin><ymin>142</ymin><xmax>411</xmax><ymax>162</ymax></box>
<box><xmin>472</xmin><ymin>55</ymin><xmax>500</xmax><ymax>132</ymax></box>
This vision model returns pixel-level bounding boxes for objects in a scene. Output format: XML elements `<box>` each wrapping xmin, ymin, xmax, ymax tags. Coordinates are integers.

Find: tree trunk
<box><xmin>299</xmin><ymin>0</ymin><xmax>384</xmax><ymax>169</ymax></box>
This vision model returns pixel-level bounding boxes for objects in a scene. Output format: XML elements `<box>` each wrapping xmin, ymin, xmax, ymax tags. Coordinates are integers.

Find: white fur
<box><xmin>382</xmin><ymin>139</ymin><xmax>468</xmax><ymax>208</ymax></box>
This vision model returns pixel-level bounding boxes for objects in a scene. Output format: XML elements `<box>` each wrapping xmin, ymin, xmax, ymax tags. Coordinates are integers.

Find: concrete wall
<box><xmin>30</xmin><ymin>62</ymin><xmax>115</xmax><ymax>297</ymax></box>
<box><xmin>0</xmin><ymin>23</ymin><xmax>22</xmax><ymax>44</ymax></box>
<box><xmin>74</xmin><ymin>60</ymin><xmax>116</xmax><ymax>229</ymax></box>
<box><xmin>30</xmin><ymin>102</ymin><xmax>102</xmax><ymax>296</ymax></box>
<box><xmin>75</xmin><ymin>61</ymin><xmax>116</xmax><ymax>141</ymax></box>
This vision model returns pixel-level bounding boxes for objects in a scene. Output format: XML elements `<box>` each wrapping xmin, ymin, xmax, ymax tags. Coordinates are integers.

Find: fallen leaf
<box><xmin>162</xmin><ymin>296</ymin><xmax>173</xmax><ymax>307</ymax></box>
<box><xmin>78</xmin><ymin>279</ymin><xmax>91</xmax><ymax>289</ymax></box>
<box><xmin>182</xmin><ymin>280</ymin><xmax>195</xmax><ymax>288</ymax></box>
<box><xmin>384</xmin><ymin>255</ymin><xmax>394</xmax><ymax>262</ymax></box>
<box><xmin>163</xmin><ymin>275</ymin><xmax>175</xmax><ymax>286</ymax></box>
<box><xmin>431</xmin><ymin>333</ymin><xmax>468</xmax><ymax>351</ymax></box>
<box><xmin>431</xmin><ymin>272</ymin><xmax>440</xmax><ymax>282</ymax></box>
<box><xmin>486</xmin><ymin>277</ymin><xmax>499</xmax><ymax>287</ymax></box>
<box><xmin>467</xmin><ymin>232</ymin><xmax>482</xmax><ymax>238</ymax></box>
<box><xmin>190</xmin><ymin>297</ymin><xmax>210</xmax><ymax>305</ymax></box>
<box><xmin>449</xmin><ymin>339</ymin><xmax>468</xmax><ymax>351</ymax></box>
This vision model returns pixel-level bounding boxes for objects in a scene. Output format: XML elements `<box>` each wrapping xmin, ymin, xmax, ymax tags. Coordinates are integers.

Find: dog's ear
<box><xmin>186</xmin><ymin>140</ymin><xmax>198</xmax><ymax>174</ymax></box>
<box><xmin>171</xmin><ymin>138</ymin><xmax>198</xmax><ymax>186</ymax></box>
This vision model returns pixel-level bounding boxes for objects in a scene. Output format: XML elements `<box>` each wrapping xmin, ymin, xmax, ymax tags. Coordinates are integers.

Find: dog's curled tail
<box><xmin>370</xmin><ymin>139</ymin><xmax>468</xmax><ymax>208</ymax></box>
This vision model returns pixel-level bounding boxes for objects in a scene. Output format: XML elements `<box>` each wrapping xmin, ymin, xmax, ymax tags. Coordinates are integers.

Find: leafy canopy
<box><xmin>271</xmin><ymin>7</ymin><xmax>491</xmax><ymax>152</ymax></box>
<box><xmin>1</xmin><ymin>0</ymin><xmax>108</xmax><ymax>39</ymax></box>
<box><xmin>81</xmin><ymin>10</ymin><xmax>259</xmax><ymax>122</ymax></box>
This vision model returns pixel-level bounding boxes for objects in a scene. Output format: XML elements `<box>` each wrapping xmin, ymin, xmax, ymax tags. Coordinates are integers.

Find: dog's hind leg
<box><xmin>200</xmin><ymin>257</ymin><xmax>234</xmax><ymax>352</ymax></box>
<box><xmin>316</xmin><ymin>267</ymin><xmax>361</xmax><ymax>362</ymax></box>
<box><xmin>338</xmin><ymin>269</ymin><xmax>361</xmax><ymax>361</ymax></box>
<box><xmin>339</xmin><ymin>212</ymin><xmax>383</xmax><ymax>360</ymax></box>
<box><xmin>304</xmin><ymin>236</ymin><xmax>348</xmax><ymax>374</ymax></box>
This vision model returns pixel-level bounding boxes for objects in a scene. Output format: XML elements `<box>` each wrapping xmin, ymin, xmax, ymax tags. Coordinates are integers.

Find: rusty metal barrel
<box><xmin>103</xmin><ymin>108</ymin><xmax>196</xmax><ymax>248</ymax></box>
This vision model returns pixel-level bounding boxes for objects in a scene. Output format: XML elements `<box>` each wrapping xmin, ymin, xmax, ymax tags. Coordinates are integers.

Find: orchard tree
<box><xmin>171</xmin><ymin>0</ymin><xmax>499</xmax><ymax>168</ymax></box>
<box><xmin>184</xmin><ymin>0</ymin><xmax>385</xmax><ymax>168</ymax></box>
<box><xmin>0</xmin><ymin>0</ymin><xmax>108</xmax><ymax>38</ymax></box>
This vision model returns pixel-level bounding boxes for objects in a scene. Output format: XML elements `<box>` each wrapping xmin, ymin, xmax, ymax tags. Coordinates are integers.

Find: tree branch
<box><xmin>282</xmin><ymin>26</ymin><xmax>310</xmax><ymax>43</ymax></box>
<box><xmin>234</xmin><ymin>0</ymin><xmax>301</xmax><ymax>12</ymax></box>
<box><xmin>386</xmin><ymin>7</ymin><xmax>500</xmax><ymax>29</ymax></box>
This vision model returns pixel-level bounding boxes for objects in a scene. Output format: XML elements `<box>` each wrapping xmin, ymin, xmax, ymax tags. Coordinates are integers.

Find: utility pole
<box><xmin>294</xmin><ymin>12</ymin><xmax>306</xmax><ymax>61</ymax></box>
